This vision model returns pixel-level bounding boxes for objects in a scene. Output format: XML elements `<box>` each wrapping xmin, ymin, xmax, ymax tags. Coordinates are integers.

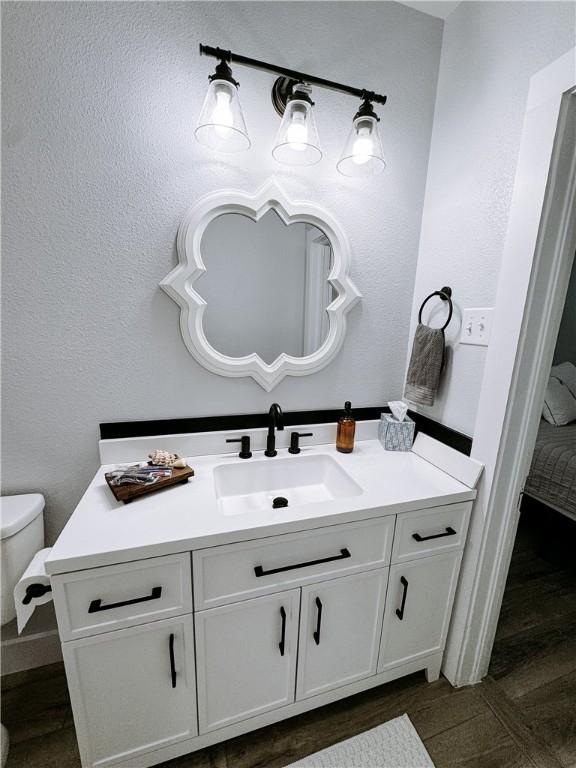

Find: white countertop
<box><xmin>46</xmin><ymin>440</ymin><xmax>476</xmax><ymax>575</ymax></box>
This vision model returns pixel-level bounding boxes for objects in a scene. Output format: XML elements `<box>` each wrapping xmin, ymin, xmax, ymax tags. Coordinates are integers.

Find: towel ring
<box><xmin>418</xmin><ymin>286</ymin><xmax>453</xmax><ymax>330</ymax></box>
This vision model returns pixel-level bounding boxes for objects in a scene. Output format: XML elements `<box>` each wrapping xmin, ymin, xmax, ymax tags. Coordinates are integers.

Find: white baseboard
<box><xmin>1</xmin><ymin>630</ymin><xmax>62</xmax><ymax>676</ymax></box>
<box><xmin>1</xmin><ymin>603</ymin><xmax>62</xmax><ymax>676</ymax></box>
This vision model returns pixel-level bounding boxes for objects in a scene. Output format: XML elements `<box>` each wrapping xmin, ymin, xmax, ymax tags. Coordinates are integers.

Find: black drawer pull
<box><xmin>88</xmin><ymin>586</ymin><xmax>162</xmax><ymax>614</ymax></box>
<box><xmin>313</xmin><ymin>597</ymin><xmax>323</xmax><ymax>645</ymax></box>
<box><xmin>396</xmin><ymin>577</ymin><xmax>409</xmax><ymax>621</ymax></box>
<box><xmin>254</xmin><ymin>548</ymin><xmax>351</xmax><ymax>577</ymax></box>
<box><xmin>413</xmin><ymin>526</ymin><xmax>456</xmax><ymax>543</ymax></box>
<box><xmin>279</xmin><ymin>606</ymin><xmax>287</xmax><ymax>656</ymax></box>
<box><xmin>169</xmin><ymin>633</ymin><xmax>177</xmax><ymax>688</ymax></box>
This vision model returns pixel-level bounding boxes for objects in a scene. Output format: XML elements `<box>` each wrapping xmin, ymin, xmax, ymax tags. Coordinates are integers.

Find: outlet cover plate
<box><xmin>460</xmin><ymin>308</ymin><xmax>493</xmax><ymax>346</ymax></box>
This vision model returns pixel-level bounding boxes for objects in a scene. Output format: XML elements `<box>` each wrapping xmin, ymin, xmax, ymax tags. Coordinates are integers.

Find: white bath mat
<box><xmin>284</xmin><ymin>714</ymin><xmax>435</xmax><ymax>768</ymax></box>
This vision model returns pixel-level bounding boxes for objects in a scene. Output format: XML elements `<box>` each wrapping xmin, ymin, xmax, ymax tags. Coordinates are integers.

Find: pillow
<box><xmin>542</xmin><ymin>375</ymin><xmax>576</xmax><ymax>426</ymax></box>
<box><xmin>551</xmin><ymin>361</ymin><xmax>576</xmax><ymax>398</ymax></box>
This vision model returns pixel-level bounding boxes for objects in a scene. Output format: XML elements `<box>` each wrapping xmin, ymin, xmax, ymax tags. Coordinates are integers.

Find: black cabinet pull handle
<box><xmin>169</xmin><ymin>632</ymin><xmax>177</xmax><ymax>688</ymax></box>
<box><xmin>396</xmin><ymin>577</ymin><xmax>409</xmax><ymax>621</ymax></box>
<box><xmin>313</xmin><ymin>597</ymin><xmax>323</xmax><ymax>645</ymax></box>
<box><xmin>88</xmin><ymin>586</ymin><xmax>162</xmax><ymax>614</ymax></box>
<box><xmin>254</xmin><ymin>548</ymin><xmax>351</xmax><ymax>577</ymax></box>
<box><xmin>412</xmin><ymin>526</ymin><xmax>456</xmax><ymax>543</ymax></box>
<box><xmin>279</xmin><ymin>606</ymin><xmax>287</xmax><ymax>656</ymax></box>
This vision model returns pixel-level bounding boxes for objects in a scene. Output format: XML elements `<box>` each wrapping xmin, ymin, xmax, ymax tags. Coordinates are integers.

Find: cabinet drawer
<box><xmin>391</xmin><ymin>502</ymin><xmax>471</xmax><ymax>564</ymax></box>
<box><xmin>52</xmin><ymin>553</ymin><xmax>193</xmax><ymax>641</ymax></box>
<box><xmin>193</xmin><ymin>517</ymin><xmax>394</xmax><ymax>610</ymax></box>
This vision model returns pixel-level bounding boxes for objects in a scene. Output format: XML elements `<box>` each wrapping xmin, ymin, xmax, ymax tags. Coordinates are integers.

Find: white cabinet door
<box><xmin>62</xmin><ymin>615</ymin><xmax>197</xmax><ymax>768</ymax></box>
<box><xmin>195</xmin><ymin>590</ymin><xmax>300</xmax><ymax>733</ymax></box>
<box><xmin>297</xmin><ymin>569</ymin><xmax>388</xmax><ymax>700</ymax></box>
<box><xmin>378</xmin><ymin>551</ymin><xmax>461</xmax><ymax>673</ymax></box>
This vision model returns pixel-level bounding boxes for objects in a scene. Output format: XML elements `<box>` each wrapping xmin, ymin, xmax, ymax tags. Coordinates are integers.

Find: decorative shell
<box><xmin>148</xmin><ymin>450</ymin><xmax>186</xmax><ymax>468</ymax></box>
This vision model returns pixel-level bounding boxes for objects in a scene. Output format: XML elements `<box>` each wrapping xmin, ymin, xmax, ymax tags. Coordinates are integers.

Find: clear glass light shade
<box><xmin>272</xmin><ymin>99</ymin><xmax>322</xmax><ymax>166</ymax></box>
<box><xmin>337</xmin><ymin>115</ymin><xmax>386</xmax><ymax>177</ymax></box>
<box><xmin>195</xmin><ymin>79</ymin><xmax>250</xmax><ymax>152</ymax></box>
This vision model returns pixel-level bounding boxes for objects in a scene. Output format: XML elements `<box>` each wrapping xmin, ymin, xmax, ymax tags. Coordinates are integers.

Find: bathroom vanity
<box><xmin>45</xmin><ymin>428</ymin><xmax>480</xmax><ymax>768</ymax></box>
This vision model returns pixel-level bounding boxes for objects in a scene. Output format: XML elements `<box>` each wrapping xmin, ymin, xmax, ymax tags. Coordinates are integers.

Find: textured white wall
<box><xmin>1</xmin><ymin>2</ymin><xmax>442</xmax><ymax>541</ymax></box>
<box><xmin>407</xmin><ymin>1</ymin><xmax>576</xmax><ymax>436</ymax></box>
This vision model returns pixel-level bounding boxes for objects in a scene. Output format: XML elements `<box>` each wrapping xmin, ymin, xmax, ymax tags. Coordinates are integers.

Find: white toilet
<box><xmin>0</xmin><ymin>493</ymin><xmax>45</xmax><ymax>767</ymax></box>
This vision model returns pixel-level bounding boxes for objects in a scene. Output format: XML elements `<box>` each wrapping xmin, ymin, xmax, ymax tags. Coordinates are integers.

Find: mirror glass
<box><xmin>198</xmin><ymin>210</ymin><xmax>335</xmax><ymax>364</ymax></box>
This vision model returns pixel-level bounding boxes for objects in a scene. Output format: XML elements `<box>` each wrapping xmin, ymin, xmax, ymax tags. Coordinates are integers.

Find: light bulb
<box><xmin>211</xmin><ymin>86</ymin><xmax>234</xmax><ymax>137</ymax></box>
<box><xmin>337</xmin><ymin>103</ymin><xmax>385</xmax><ymax>177</ymax></box>
<box><xmin>272</xmin><ymin>86</ymin><xmax>322</xmax><ymax>166</ymax></box>
<box><xmin>195</xmin><ymin>66</ymin><xmax>250</xmax><ymax>152</ymax></box>
<box><xmin>285</xmin><ymin>111</ymin><xmax>308</xmax><ymax>151</ymax></box>
<box><xmin>352</xmin><ymin>125</ymin><xmax>373</xmax><ymax>165</ymax></box>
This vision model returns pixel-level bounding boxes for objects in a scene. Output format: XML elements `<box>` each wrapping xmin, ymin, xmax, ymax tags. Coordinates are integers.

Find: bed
<box><xmin>524</xmin><ymin>419</ymin><xmax>576</xmax><ymax>522</ymax></box>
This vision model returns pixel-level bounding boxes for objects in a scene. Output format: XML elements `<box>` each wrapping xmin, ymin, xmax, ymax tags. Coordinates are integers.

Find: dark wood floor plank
<box><xmin>478</xmin><ymin>677</ymin><xmax>564</xmax><ymax>768</ymax></box>
<box><xmin>490</xmin><ymin>622</ymin><xmax>566</xmax><ymax>681</ymax></box>
<box><xmin>494</xmin><ymin>569</ymin><xmax>576</xmax><ymax>642</ymax></box>
<box><xmin>515</xmin><ymin>671</ymin><xmax>576</xmax><ymax>768</ymax></box>
<box><xmin>492</xmin><ymin>630</ymin><xmax>576</xmax><ymax>701</ymax></box>
<box><xmin>2</xmin><ymin>670</ymin><xmax>72</xmax><ymax>746</ymax></box>
<box><xmin>423</xmin><ymin>710</ymin><xmax>536</xmax><ymax>768</ymax></box>
<box><xmin>0</xmin><ymin>662</ymin><xmax>65</xmax><ymax>693</ymax></box>
<box><xmin>504</xmin><ymin>542</ymin><xmax>559</xmax><ymax>592</ymax></box>
<box><xmin>407</xmin><ymin>684</ymin><xmax>487</xmax><ymax>741</ymax></box>
<box><xmin>5</xmin><ymin>725</ymin><xmax>81</xmax><ymax>768</ymax></box>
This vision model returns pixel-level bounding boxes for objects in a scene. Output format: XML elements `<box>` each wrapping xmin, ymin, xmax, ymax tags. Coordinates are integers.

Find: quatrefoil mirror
<box><xmin>160</xmin><ymin>180</ymin><xmax>361</xmax><ymax>390</ymax></box>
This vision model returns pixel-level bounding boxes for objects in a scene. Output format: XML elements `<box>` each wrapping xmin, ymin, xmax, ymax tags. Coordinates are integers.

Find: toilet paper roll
<box><xmin>14</xmin><ymin>548</ymin><xmax>53</xmax><ymax>634</ymax></box>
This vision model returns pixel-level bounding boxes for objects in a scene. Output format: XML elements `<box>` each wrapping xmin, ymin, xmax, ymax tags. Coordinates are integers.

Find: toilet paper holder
<box><xmin>21</xmin><ymin>583</ymin><xmax>52</xmax><ymax>605</ymax></box>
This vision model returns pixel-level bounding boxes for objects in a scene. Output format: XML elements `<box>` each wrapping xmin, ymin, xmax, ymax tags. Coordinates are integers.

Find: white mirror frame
<box><xmin>160</xmin><ymin>179</ymin><xmax>362</xmax><ymax>391</ymax></box>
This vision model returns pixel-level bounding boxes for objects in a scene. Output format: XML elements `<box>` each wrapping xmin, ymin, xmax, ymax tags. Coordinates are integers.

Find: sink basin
<box><xmin>214</xmin><ymin>454</ymin><xmax>363</xmax><ymax>516</ymax></box>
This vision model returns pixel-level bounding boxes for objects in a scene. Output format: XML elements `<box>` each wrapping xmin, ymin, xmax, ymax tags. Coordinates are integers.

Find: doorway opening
<box><xmin>443</xmin><ymin>52</ymin><xmax>576</xmax><ymax>690</ymax></box>
<box><xmin>489</xmin><ymin>255</ymin><xmax>576</xmax><ymax>764</ymax></box>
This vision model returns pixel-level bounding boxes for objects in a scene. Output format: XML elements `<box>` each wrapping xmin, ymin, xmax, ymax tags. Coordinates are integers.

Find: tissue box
<box><xmin>379</xmin><ymin>413</ymin><xmax>415</xmax><ymax>451</ymax></box>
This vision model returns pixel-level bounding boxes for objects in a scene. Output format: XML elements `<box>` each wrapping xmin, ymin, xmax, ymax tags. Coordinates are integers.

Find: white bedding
<box><xmin>525</xmin><ymin>420</ymin><xmax>576</xmax><ymax>521</ymax></box>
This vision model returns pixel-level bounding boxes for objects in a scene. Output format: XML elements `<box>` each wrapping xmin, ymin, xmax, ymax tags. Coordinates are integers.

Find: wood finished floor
<box><xmin>2</xmin><ymin>506</ymin><xmax>575</xmax><ymax>768</ymax></box>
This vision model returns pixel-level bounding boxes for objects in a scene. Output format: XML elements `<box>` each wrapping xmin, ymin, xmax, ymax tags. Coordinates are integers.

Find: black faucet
<box><xmin>265</xmin><ymin>403</ymin><xmax>284</xmax><ymax>457</ymax></box>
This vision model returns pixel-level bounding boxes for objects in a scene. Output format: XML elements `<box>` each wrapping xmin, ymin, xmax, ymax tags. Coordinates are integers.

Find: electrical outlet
<box><xmin>460</xmin><ymin>308</ymin><xmax>493</xmax><ymax>346</ymax></box>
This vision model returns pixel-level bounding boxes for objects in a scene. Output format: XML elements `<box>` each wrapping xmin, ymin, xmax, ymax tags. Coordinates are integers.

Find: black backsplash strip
<box><xmin>408</xmin><ymin>412</ymin><xmax>473</xmax><ymax>456</ymax></box>
<box><xmin>100</xmin><ymin>407</ymin><xmax>472</xmax><ymax>456</ymax></box>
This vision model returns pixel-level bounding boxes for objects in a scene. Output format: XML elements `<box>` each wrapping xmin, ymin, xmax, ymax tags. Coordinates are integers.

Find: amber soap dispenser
<box><xmin>336</xmin><ymin>401</ymin><xmax>356</xmax><ymax>453</ymax></box>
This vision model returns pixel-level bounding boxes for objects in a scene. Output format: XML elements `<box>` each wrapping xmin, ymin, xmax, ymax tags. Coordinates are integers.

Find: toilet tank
<box><xmin>0</xmin><ymin>494</ymin><xmax>45</xmax><ymax>625</ymax></box>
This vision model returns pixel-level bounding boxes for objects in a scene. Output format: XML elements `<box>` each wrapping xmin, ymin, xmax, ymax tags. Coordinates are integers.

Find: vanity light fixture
<box><xmin>272</xmin><ymin>83</ymin><xmax>322</xmax><ymax>166</ymax></box>
<box><xmin>337</xmin><ymin>98</ymin><xmax>386</xmax><ymax>177</ymax></box>
<box><xmin>197</xmin><ymin>45</ymin><xmax>388</xmax><ymax>174</ymax></box>
<box><xmin>194</xmin><ymin>58</ymin><xmax>250</xmax><ymax>152</ymax></box>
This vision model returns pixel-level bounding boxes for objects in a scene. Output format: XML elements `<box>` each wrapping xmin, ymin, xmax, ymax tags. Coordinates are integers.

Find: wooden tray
<box><xmin>105</xmin><ymin>465</ymin><xmax>195</xmax><ymax>504</ymax></box>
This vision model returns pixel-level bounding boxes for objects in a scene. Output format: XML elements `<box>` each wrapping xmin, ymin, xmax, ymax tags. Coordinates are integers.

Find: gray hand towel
<box><xmin>404</xmin><ymin>323</ymin><xmax>445</xmax><ymax>406</ymax></box>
